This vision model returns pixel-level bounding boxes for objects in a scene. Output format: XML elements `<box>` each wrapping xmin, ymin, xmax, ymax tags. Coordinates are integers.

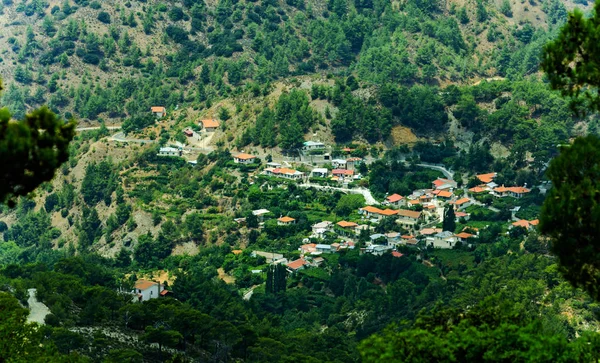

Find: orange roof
<box><xmin>347</xmin><ymin>157</ymin><xmax>362</xmax><ymax>162</ymax></box>
<box><xmin>437</xmin><ymin>190</ymin><xmax>453</xmax><ymax>198</ymax></box>
<box><xmin>421</xmin><ymin>228</ymin><xmax>442</xmax><ymax>235</ymax></box>
<box><xmin>494</xmin><ymin>186</ymin><xmax>510</xmax><ymax>193</ymax></box>
<box><xmin>397</xmin><ymin>209</ymin><xmax>422</xmax><ymax>219</ymax></box>
<box><xmin>337</xmin><ymin>221</ymin><xmax>358</xmax><ymax>228</ymax></box>
<box><xmin>151</xmin><ymin>106</ymin><xmax>166</xmax><ymax>113</ymax></box>
<box><xmin>392</xmin><ymin>251</ymin><xmax>403</xmax><ymax>258</ymax></box>
<box><xmin>134</xmin><ymin>280</ymin><xmax>158</xmax><ymax>291</ymax></box>
<box><xmin>454</xmin><ymin>198</ymin><xmax>471</xmax><ymax>205</ymax></box>
<box><xmin>387</xmin><ymin>194</ymin><xmax>404</xmax><ymax>203</ymax></box>
<box><xmin>512</xmin><ymin>220</ymin><xmax>530</xmax><ymax>228</ymax></box>
<box><xmin>361</xmin><ymin>206</ymin><xmax>382</xmax><ymax>214</ymax></box>
<box><xmin>232</xmin><ymin>249</ymin><xmax>243</xmax><ymax>255</ymax></box>
<box><xmin>455</xmin><ymin>212</ymin><xmax>469</xmax><ymax>218</ymax></box>
<box><xmin>287</xmin><ymin>259</ymin><xmax>307</xmax><ymax>270</ymax></box>
<box><xmin>160</xmin><ymin>290</ymin><xmax>169</xmax><ymax>296</ymax></box>
<box><xmin>278</xmin><ymin>216</ymin><xmax>295</xmax><ymax>223</ymax></box>
<box><xmin>274</xmin><ymin>168</ymin><xmax>298</xmax><ymax>175</ymax></box>
<box><xmin>507</xmin><ymin>187</ymin><xmax>531</xmax><ymax>194</ymax></box>
<box><xmin>235</xmin><ymin>153</ymin><xmax>256</xmax><ymax>160</ymax></box>
<box><xmin>401</xmin><ymin>235</ymin><xmax>415</xmax><ymax>239</ymax></box>
<box><xmin>332</xmin><ymin>169</ymin><xmax>354</xmax><ymax>176</ymax></box>
<box><xmin>476</xmin><ymin>173</ymin><xmax>496</xmax><ymax>184</ymax></box>
<box><xmin>409</xmin><ymin>200</ymin><xmax>420</xmax><ymax>205</ymax></box>
<box><xmin>455</xmin><ymin>232</ymin><xmax>475</xmax><ymax>239</ymax></box>
<box><xmin>201</xmin><ymin>119</ymin><xmax>220</xmax><ymax>128</ymax></box>
<box><xmin>530</xmin><ymin>219</ymin><xmax>539</xmax><ymax>226</ymax></box>
<box><xmin>361</xmin><ymin>206</ymin><xmax>398</xmax><ymax>216</ymax></box>
<box><xmin>469</xmin><ymin>186</ymin><xmax>488</xmax><ymax>193</ymax></box>
<box><xmin>342</xmin><ymin>148</ymin><xmax>355</xmax><ymax>152</ymax></box>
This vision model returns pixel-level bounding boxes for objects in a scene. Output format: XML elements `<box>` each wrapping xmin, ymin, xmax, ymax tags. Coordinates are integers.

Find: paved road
<box><xmin>27</xmin><ymin>288</ymin><xmax>50</xmax><ymax>325</ymax></box>
<box><xmin>417</xmin><ymin>163</ymin><xmax>454</xmax><ymax>179</ymax></box>
<box><xmin>110</xmin><ymin>132</ymin><xmax>155</xmax><ymax>144</ymax></box>
<box><xmin>298</xmin><ymin>183</ymin><xmax>378</xmax><ymax>205</ymax></box>
<box><xmin>76</xmin><ymin>126</ymin><xmax>122</xmax><ymax>132</ymax></box>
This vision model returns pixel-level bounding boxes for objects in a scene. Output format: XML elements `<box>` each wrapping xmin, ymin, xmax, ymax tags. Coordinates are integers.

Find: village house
<box><xmin>494</xmin><ymin>186</ymin><xmax>531</xmax><ymax>198</ymax></box>
<box><xmin>332</xmin><ymin>169</ymin><xmax>354</xmax><ymax>179</ymax></box>
<box><xmin>264</xmin><ymin>167</ymin><xmax>304</xmax><ymax>180</ymax></box>
<box><xmin>312</xmin><ymin>221</ymin><xmax>333</xmax><ymax>237</ymax></box>
<box><xmin>233</xmin><ymin>153</ymin><xmax>257</xmax><ymax>164</ymax></box>
<box><xmin>133</xmin><ymin>280</ymin><xmax>166</xmax><ymax>302</ymax></box>
<box><xmin>385</xmin><ymin>232</ymin><xmax>401</xmax><ymax>246</ymax></box>
<box><xmin>158</xmin><ymin>147</ymin><xmax>182</xmax><ymax>157</ymax></box>
<box><xmin>396</xmin><ymin>209</ymin><xmax>423</xmax><ymax>231</ymax></box>
<box><xmin>455</xmin><ymin>232</ymin><xmax>476</xmax><ymax>244</ymax></box>
<box><xmin>332</xmin><ymin>159</ymin><xmax>348</xmax><ymax>169</ymax></box>
<box><xmin>468</xmin><ymin>186</ymin><xmax>489</xmax><ymax>195</ymax></box>
<box><xmin>316</xmin><ymin>244</ymin><xmax>334</xmax><ymax>253</ymax></box>
<box><xmin>277</xmin><ymin>216</ymin><xmax>296</xmax><ymax>226</ymax></box>
<box><xmin>286</xmin><ymin>259</ymin><xmax>308</xmax><ymax>273</ymax></box>
<box><xmin>299</xmin><ymin>243</ymin><xmax>317</xmax><ymax>255</ymax></box>
<box><xmin>346</xmin><ymin>157</ymin><xmax>363</xmax><ymax>170</ymax></box>
<box><xmin>511</xmin><ymin>219</ymin><xmax>539</xmax><ymax>231</ymax></box>
<box><xmin>359</xmin><ymin>206</ymin><xmax>399</xmax><ymax>221</ymax></box>
<box><xmin>311</xmin><ymin>168</ymin><xmax>329</xmax><ymax>178</ymax></box>
<box><xmin>432</xmin><ymin>178</ymin><xmax>457</xmax><ymax>190</ymax></box>
<box><xmin>252</xmin><ymin>251</ymin><xmax>285</xmax><ymax>264</ymax></box>
<box><xmin>433</xmin><ymin>190</ymin><xmax>453</xmax><ymax>200</ymax></box>
<box><xmin>385</xmin><ymin>194</ymin><xmax>406</xmax><ymax>207</ymax></box>
<box><xmin>364</xmin><ymin>244</ymin><xmax>393</xmax><ymax>256</ymax></box>
<box><xmin>200</xmin><ymin>118</ymin><xmax>220</xmax><ymax>132</ymax></box>
<box><xmin>476</xmin><ymin>172</ymin><xmax>497</xmax><ymax>184</ymax></box>
<box><xmin>151</xmin><ymin>106</ymin><xmax>166</xmax><ymax>118</ymax></box>
<box><xmin>427</xmin><ymin>231</ymin><xmax>458</xmax><ymax>249</ymax></box>
<box><xmin>183</xmin><ymin>129</ymin><xmax>194</xmax><ymax>137</ymax></box>
<box><xmin>392</xmin><ymin>251</ymin><xmax>403</xmax><ymax>258</ymax></box>
<box><xmin>252</xmin><ymin>209</ymin><xmax>270</xmax><ymax>222</ymax></box>
<box><xmin>266</xmin><ymin>162</ymin><xmax>282</xmax><ymax>168</ymax></box>
<box><xmin>311</xmin><ymin>256</ymin><xmax>325</xmax><ymax>267</ymax></box>
<box><xmin>451</xmin><ymin>198</ymin><xmax>473</xmax><ymax>210</ymax></box>
<box><xmin>303</xmin><ymin>141</ymin><xmax>325</xmax><ymax>151</ymax></box>
<box><xmin>354</xmin><ymin>224</ymin><xmax>371</xmax><ymax>236</ymax></box>
<box><xmin>455</xmin><ymin>211</ymin><xmax>470</xmax><ymax>222</ymax></box>
<box><xmin>370</xmin><ymin>233</ymin><xmax>387</xmax><ymax>244</ymax></box>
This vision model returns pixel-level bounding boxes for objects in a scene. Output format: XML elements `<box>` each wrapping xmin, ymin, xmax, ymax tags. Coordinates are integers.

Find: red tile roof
<box><xmin>530</xmin><ymin>219</ymin><xmax>539</xmax><ymax>226</ymax></box>
<box><xmin>160</xmin><ymin>290</ymin><xmax>169</xmax><ymax>296</ymax></box>
<box><xmin>453</xmin><ymin>198</ymin><xmax>471</xmax><ymax>205</ymax></box>
<box><xmin>151</xmin><ymin>106</ymin><xmax>166</xmax><ymax>113</ymax></box>
<box><xmin>337</xmin><ymin>221</ymin><xmax>358</xmax><ymax>228</ymax></box>
<box><xmin>278</xmin><ymin>216</ymin><xmax>295</xmax><ymax>223</ymax></box>
<box><xmin>134</xmin><ymin>280</ymin><xmax>158</xmax><ymax>291</ymax></box>
<box><xmin>507</xmin><ymin>187</ymin><xmax>531</xmax><ymax>194</ymax></box>
<box><xmin>201</xmin><ymin>119</ymin><xmax>220</xmax><ymax>128</ymax></box>
<box><xmin>476</xmin><ymin>173</ymin><xmax>496</xmax><ymax>184</ymax></box>
<box><xmin>392</xmin><ymin>251</ymin><xmax>403</xmax><ymax>258</ymax></box>
<box><xmin>512</xmin><ymin>220</ymin><xmax>531</xmax><ymax>228</ymax></box>
<box><xmin>397</xmin><ymin>209</ymin><xmax>422</xmax><ymax>219</ymax></box>
<box><xmin>287</xmin><ymin>259</ymin><xmax>307</xmax><ymax>270</ymax></box>
<box><xmin>455</xmin><ymin>232</ymin><xmax>475</xmax><ymax>239</ymax></box>
<box><xmin>387</xmin><ymin>194</ymin><xmax>404</xmax><ymax>203</ymax></box>
<box><xmin>332</xmin><ymin>169</ymin><xmax>354</xmax><ymax>176</ymax></box>
<box><xmin>235</xmin><ymin>153</ymin><xmax>256</xmax><ymax>160</ymax></box>
<box><xmin>360</xmin><ymin>206</ymin><xmax>399</xmax><ymax>216</ymax></box>
<box><xmin>469</xmin><ymin>186</ymin><xmax>488</xmax><ymax>193</ymax></box>
<box><xmin>436</xmin><ymin>190</ymin><xmax>453</xmax><ymax>198</ymax></box>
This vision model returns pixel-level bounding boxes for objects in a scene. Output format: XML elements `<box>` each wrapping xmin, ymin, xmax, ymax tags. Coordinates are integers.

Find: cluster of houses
<box><xmin>468</xmin><ymin>173</ymin><xmax>531</xmax><ymax>198</ymax></box>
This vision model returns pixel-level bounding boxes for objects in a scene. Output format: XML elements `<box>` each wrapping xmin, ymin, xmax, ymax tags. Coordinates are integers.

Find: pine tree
<box><xmin>443</xmin><ymin>207</ymin><xmax>456</xmax><ymax>232</ymax></box>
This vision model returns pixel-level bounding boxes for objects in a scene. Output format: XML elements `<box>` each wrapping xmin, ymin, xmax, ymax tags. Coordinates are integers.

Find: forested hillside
<box><xmin>2</xmin><ymin>0</ymin><xmax>600</xmax><ymax>362</ymax></box>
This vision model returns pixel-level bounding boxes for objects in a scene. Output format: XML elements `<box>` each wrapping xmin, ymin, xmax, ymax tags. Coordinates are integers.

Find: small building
<box><xmin>396</xmin><ymin>209</ymin><xmax>423</xmax><ymax>231</ymax></box>
<box><xmin>455</xmin><ymin>232</ymin><xmax>476</xmax><ymax>243</ymax></box>
<box><xmin>303</xmin><ymin>141</ymin><xmax>325</xmax><ymax>151</ymax></box>
<box><xmin>133</xmin><ymin>280</ymin><xmax>165</xmax><ymax>302</ymax></box>
<box><xmin>511</xmin><ymin>219</ymin><xmax>539</xmax><ymax>231</ymax></box>
<box><xmin>158</xmin><ymin>147</ymin><xmax>182</xmax><ymax>157</ymax></box>
<box><xmin>392</xmin><ymin>251</ymin><xmax>403</xmax><ymax>258</ymax></box>
<box><xmin>234</xmin><ymin>153</ymin><xmax>257</xmax><ymax>164</ymax></box>
<box><xmin>476</xmin><ymin>172</ymin><xmax>497</xmax><ymax>184</ymax></box>
<box><xmin>311</xmin><ymin>168</ymin><xmax>329</xmax><ymax>178</ymax></box>
<box><xmin>434</xmin><ymin>190</ymin><xmax>453</xmax><ymax>200</ymax></box>
<box><xmin>507</xmin><ymin>187</ymin><xmax>531</xmax><ymax>198</ymax></box>
<box><xmin>312</xmin><ymin>221</ymin><xmax>333</xmax><ymax>238</ymax></box>
<box><xmin>432</xmin><ymin>178</ymin><xmax>457</xmax><ymax>190</ymax></box>
<box><xmin>151</xmin><ymin>106</ymin><xmax>166</xmax><ymax>118</ymax></box>
<box><xmin>365</xmin><ymin>244</ymin><xmax>393</xmax><ymax>256</ymax></box>
<box><xmin>332</xmin><ymin>159</ymin><xmax>348</xmax><ymax>169</ymax></box>
<box><xmin>252</xmin><ymin>209</ymin><xmax>271</xmax><ymax>222</ymax></box>
<box><xmin>385</xmin><ymin>194</ymin><xmax>405</xmax><ymax>207</ymax></box>
<box><xmin>316</xmin><ymin>244</ymin><xmax>333</xmax><ymax>253</ymax></box>
<box><xmin>427</xmin><ymin>231</ymin><xmax>458</xmax><ymax>249</ymax></box>
<box><xmin>469</xmin><ymin>186</ymin><xmax>489</xmax><ymax>194</ymax></box>
<box><xmin>299</xmin><ymin>243</ymin><xmax>317</xmax><ymax>255</ymax></box>
<box><xmin>184</xmin><ymin>129</ymin><xmax>194</xmax><ymax>137</ymax></box>
<box><xmin>264</xmin><ymin>167</ymin><xmax>304</xmax><ymax>180</ymax></box>
<box><xmin>385</xmin><ymin>232</ymin><xmax>401</xmax><ymax>246</ymax></box>
<box><xmin>452</xmin><ymin>198</ymin><xmax>473</xmax><ymax>210</ymax></box>
<box><xmin>346</xmin><ymin>157</ymin><xmax>363</xmax><ymax>170</ymax></box>
<box><xmin>252</xmin><ymin>251</ymin><xmax>284</xmax><ymax>263</ymax></box>
<box><xmin>360</xmin><ymin>206</ymin><xmax>399</xmax><ymax>220</ymax></box>
<box><xmin>287</xmin><ymin>259</ymin><xmax>308</xmax><ymax>273</ymax></box>
<box><xmin>370</xmin><ymin>233</ymin><xmax>387</xmax><ymax>244</ymax></box>
<box><xmin>312</xmin><ymin>257</ymin><xmax>325</xmax><ymax>266</ymax></box>
<box><xmin>277</xmin><ymin>216</ymin><xmax>296</xmax><ymax>226</ymax></box>
<box><xmin>200</xmin><ymin>119</ymin><xmax>220</xmax><ymax>132</ymax></box>
<box><xmin>420</xmin><ymin>227</ymin><xmax>442</xmax><ymax>236</ymax></box>
<box><xmin>455</xmin><ymin>211</ymin><xmax>470</xmax><ymax>222</ymax></box>
<box><xmin>266</xmin><ymin>162</ymin><xmax>282</xmax><ymax>168</ymax></box>
<box><xmin>332</xmin><ymin>169</ymin><xmax>354</xmax><ymax>178</ymax></box>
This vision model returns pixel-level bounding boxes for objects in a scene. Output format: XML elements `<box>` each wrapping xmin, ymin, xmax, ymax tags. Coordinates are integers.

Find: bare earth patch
<box><xmin>390</xmin><ymin>125</ymin><xmax>418</xmax><ymax>146</ymax></box>
<box><xmin>218</xmin><ymin>268</ymin><xmax>236</xmax><ymax>285</ymax></box>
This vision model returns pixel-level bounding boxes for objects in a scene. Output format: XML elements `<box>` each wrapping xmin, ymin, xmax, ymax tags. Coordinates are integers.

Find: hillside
<box><xmin>2</xmin><ymin>0</ymin><xmax>600</xmax><ymax>362</ymax></box>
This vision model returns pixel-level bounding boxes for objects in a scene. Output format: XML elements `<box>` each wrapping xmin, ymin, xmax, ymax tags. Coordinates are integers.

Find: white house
<box><xmin>311</xmin><ymin>168</ymin><xmax>329</xmax><ymax>178</ymax></box>
<box><xmin>365</xmin><ymin>244</ymin><xmax>393</xmax><ymax>256</ymax></box>
<box><xmin>332</xmin><ymin>159</ymin><xmax>347</xmax><ymax>169</ymax></box>
<box><xmin>396</xmin><ymin>209</ymin><xmax>423</xmax><ymax>231</ymax></box>
<box><xmin>385</xmin><ymin>194</ymin><xmax>406</xmax><ymax>207</ymax></box>
<box><xmin>151</xmin><ymin>106</ymin><xmax>166</xmax><ymax>118</ymax></box>
<box><xmin>426</xmin><ymin>231</ymin><xmax>458</xmax><ymax>249</ymax></box>
<box><xmin>312</xmin><ymin>221</ymin><xmax>333</xmax><ymax>238</ymax></box>
<box><xmin>133</xmin><ymin>280</ymin><xmax>166</xmax><ymax>302</ymax></box>
<box><xmin>252</xmin><ymin>209</ymin><xmax>270</xmax><ymax>222</ymax></box>
<box><xmin>158</xmin><ymin>147</ymin><xmax>181</xmax><ymax>157</ymax></box>
<box><xmin>264</xmin><ymin>167</ymin><xmax>304</xmax><ymax>180</ymax></box>
<box><xmin>303</xmin><ymin>141</ymin><xmax>325</xmax><ymax>151</ymax></box>
<box><xmin>316</xmin><ymin>244</ymin><xmax>333</xmax><ymax>253</ymax></box>
<box><xmin>234</xmin><ymin>153</ymin><xmax>257</xmax><ymax>164</ymax></box>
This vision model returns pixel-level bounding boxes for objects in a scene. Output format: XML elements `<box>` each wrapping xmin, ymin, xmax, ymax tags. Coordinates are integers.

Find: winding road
<box><xmin>416</xmin><ymin>163</ymin><xmax>454</xmax><ymax>179</ymax></box>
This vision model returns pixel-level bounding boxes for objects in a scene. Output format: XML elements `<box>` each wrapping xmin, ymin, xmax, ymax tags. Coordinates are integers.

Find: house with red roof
<box><xmin>200</xmin><ymin>118</ymin><xmax>220</xmax><ymax>132</ymax></box>
<box><xmin>432</xmin><ymin>178</ymin><xmax>457</xmax><ymax>190</ymax></box>
<box><xmin>264</xmin><ymin>167</ymin><xmax>304</xmax><ymax>180</ymax></box>
<box><xmin>286</xmin><ymin>259</ymin><xmax>308</xmax><ymax>273</ymax></box>
<box><xmin>360</xmin><ymin>206</ymin><xmax>399</xmax><ymax>221</ymax></box>
<box><xmin>332</xmin><ymin>169</ymin><xmax>354</xmax><ymax>178</ymax></box>
<box><xmin>451</xmin><ymin>197</ymin><xmax>473</xmax><ymax>210</ymax></box>
<box><xmin>385</xmin><ymin>193</ymin><xmax>406</xmax><ymax>207</ymax></box>
<box><xmin>234</xmin><ymin>153</ymin><xmax>257</xmax><ymax>164</ymax></box>
<box><xmin>277</xmin><ymin>216</ymin><xmax>296</xmax><ymax>226</ymax></box>
<box><xmin>133</xmin><ymin>280</ymin><xmax>166</xmax><ymax>302</ymax></box>
<box><xmin>455</xmin><ymin>232</ymin><xmax>476</xmax><ymax>243</ymax></box>
<box><xmin>476</xmin><ymin>173</ymin><xmax>497</xmax><ymax>184</ymax></box>
<box><xmin>494</xmin><ymin>185</ymin><xmax>531</xmax><ymax>198</ymax></box>
<box><xmin>151</xmin><ymin>106</ymin><xmax>166</xmax><ymax>118</ymax></box>
<box><xmin>511</xmin><ymin>219</ymin><xmax>539</xmax><ymax>230</ymax></box>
